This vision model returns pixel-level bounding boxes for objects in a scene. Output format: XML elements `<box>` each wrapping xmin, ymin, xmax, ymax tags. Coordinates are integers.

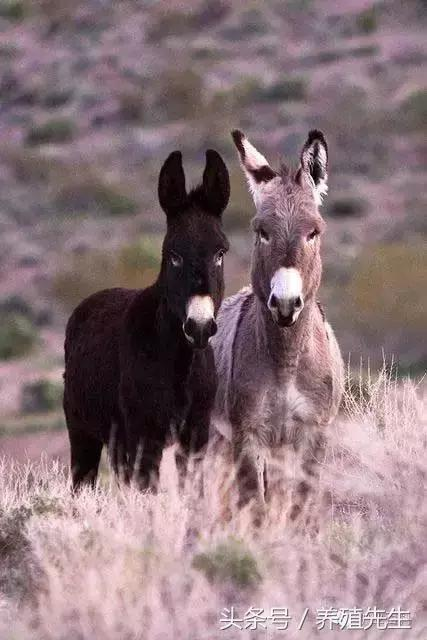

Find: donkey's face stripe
<box><xmin>270</xmin><ymin>268</ymin><xmax>303</xmax><ymax>301</ymax></box>
<box><xmin>186</xmin><ymin>295</ymin><xmax>215</xmax><ymax>323</ymax></box>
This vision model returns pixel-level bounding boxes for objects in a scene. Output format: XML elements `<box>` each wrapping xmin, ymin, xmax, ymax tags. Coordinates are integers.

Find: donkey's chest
<box><xmin>260</xmin><ymin>379</ymin><xmax>320</xmax><ymax>446</ymax></box>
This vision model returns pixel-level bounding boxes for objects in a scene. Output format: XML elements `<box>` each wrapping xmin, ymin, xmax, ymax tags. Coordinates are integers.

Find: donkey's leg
<box><xmin>108</xmin><ymin>418</ymin><xmax>130</xmax><ymax>484</ymax></box>
<box><xmin>126</xmin><ymin>424</ymin><xmax>167</xmax><ymax>492</ymax></box>
<box><xmin>234</xmin><ymin>432</ymin><xmax>267</xmax><ymax>522</ymax></box>
<box><xmin>176</xmin><ymin>402</ymin><xmax>210</xmax><ymax>493</ymax></box>
<box><xmin>68</xmin><ymin>427</ymin><xmax>103</xmax><ymax>492</ymax></box>
<box><xmin>289</xmin><ymin>429</ymin><xmax>326</xmax><ymax>523</ymax></box>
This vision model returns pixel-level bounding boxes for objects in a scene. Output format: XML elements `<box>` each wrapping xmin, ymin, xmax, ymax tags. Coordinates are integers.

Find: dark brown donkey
<box><xmin>64</xmin><ymin>150</ymin><xmax>230</xmax><ymax>491</ymax></box>
<box><xmin>212</xmin><ymin>130</ymin><xmax>344</xmax><ymax>521</ymax></box>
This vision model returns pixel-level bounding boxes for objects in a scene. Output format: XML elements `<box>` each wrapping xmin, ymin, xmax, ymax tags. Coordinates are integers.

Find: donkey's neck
<box><xmin>255</xmin><ymin>296</ymin><xmax>314</xmax><ymax>381</ymax></box>
<box><xmin>155</xmin><ymin>281</ymin><xmax>193</xmax><ymax>359</ymax></box>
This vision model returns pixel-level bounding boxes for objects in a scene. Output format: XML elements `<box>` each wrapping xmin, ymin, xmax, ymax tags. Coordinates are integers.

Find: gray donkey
<box><xmin>212</xmin><ymin>129</ymin><xmax>344</xmax><ymax>520</ymax></box>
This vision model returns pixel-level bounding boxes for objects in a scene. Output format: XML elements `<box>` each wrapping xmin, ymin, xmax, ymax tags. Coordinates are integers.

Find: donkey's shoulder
<box><xmin>218</xmin><ymin>285</ymin><xmax>253</xmax><ymax>316</ymax></box>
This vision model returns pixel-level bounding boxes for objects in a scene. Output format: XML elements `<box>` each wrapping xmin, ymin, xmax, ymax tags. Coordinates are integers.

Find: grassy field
<box><xmin>0</xmin><ymin>370</ymin><xmax>425</xmax><ymax>639</ymax></box>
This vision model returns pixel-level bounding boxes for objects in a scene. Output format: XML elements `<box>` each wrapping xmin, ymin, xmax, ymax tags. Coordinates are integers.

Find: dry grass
<box><xmin>0</xmin><ymin>371</ymin><xmax>426</xmax><ymax>639</ymax></box>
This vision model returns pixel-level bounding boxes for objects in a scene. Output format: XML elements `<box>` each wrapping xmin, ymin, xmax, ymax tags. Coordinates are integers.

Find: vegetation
<box><xmin>356</xmin><ymin>6</ymin><xmax>378</xmax><ymax>34</ymax></box>
<box><xmin>0</xmin><ymin>0</ymin><xmax>27</xmax><ymax>20</ymax></box>
<box><xmin>25</xmin><ymin>118</ymin><xmax>75</xmax><ymax>146</ymax></box>
<box><xmin>0</xmin><ymin>374</ymin><xmax>425</xmax><ymax>638</ymax></box>
<box><xmin>0</xmin><ymin>313</ymin><xmax>38</xmax><ymax>360</ymax></box>
<box><xmin>21</xmin><ymin>379</ymin><xmax>63</xmax><ymax>414</ymax></box>
<box><xmin>193</xmin><ymin>539</ymin><xmax>261</xmax><ymax>587</ymax></box>
<box><xmin>257</xmin><ymin>76</ymin><xmax>307</xmax><ymax>102</ymax></box>
<box><xmin>55</xmin><ymin>174</ymin><xmax>139</xmax><ymax>217</ymax></box>
<box><xmin>327</xmin><ymin>196</ymin><xmax>368</xmax><ymax>218</ymax></box>
<box><xmin>398</xmin><ymin>88</ymin><xmax>427</xmax><ymax>131</ymax></box>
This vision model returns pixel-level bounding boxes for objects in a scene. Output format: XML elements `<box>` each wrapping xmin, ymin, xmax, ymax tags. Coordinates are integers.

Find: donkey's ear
<box><xmin>231</xmin><ymin>130</ymin><xmax>277</xmax><ymax>205</ymax></box>
<box><xmin>201</xmin><ymin>149</ymin><xmax>230</xmax><ymax>217</ymax></box>
<box><xmin>299</xmin><ymin>129</ymin><xmax>328</xmax><ymax>206</ymax></box>
<box><xmin>158</xmin><ymin>151</ymin><xmax>187</xmax><ymax>218</ymax></box>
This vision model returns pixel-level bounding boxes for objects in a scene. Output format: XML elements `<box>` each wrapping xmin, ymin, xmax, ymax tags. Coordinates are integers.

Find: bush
<box><xmin>193</xmin><ymin>540</ymin><xmax>261</xmax><ymax>588</ymax></box>
<box><xmin>356</xmin><ymin>6</ymin><xmax>378</xmax><ymax>34</ymax></box>
<box><xmin>0</xmin><ymin>312</ymin><xmax>38</xmax><ymax>360</ymax></box>
<box><xmin>327</xmin><ymin>196</ymin><xmax>368</xmax><ymax>218</ymax></box>
<box><xmin>258</xmin><ymin>77</ymin><xmax>307</xmax><ymax>102</ymax></box>
<box><xmin>56</xmin><ymin>177</ymin><xmax>138</xmax><ymax>217</ymax></box>
<box><xmin>0</xmin><ymin>0</ymin><xmax>27</xmax><ymax>20</ymax></box>
<box><xmin>21</xmin><ymin>379</ymin><xmax>63</xmax><ymax>414</ymax></box>
<box><xmin>398</xmin><ymin>89</ymin><xmax>427</xmax><ymax>131</ymax></box>
<box><xmin>25</xmin><ymin>118</ymin><xmax>75</xmax><ymax>145</ymax></box>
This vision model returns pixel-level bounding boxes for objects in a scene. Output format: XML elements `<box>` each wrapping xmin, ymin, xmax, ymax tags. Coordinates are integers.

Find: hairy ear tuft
<box><xmin>300</xmin><ymin>130</ymin><xmax>328</xmax><ymax>206</ymax></box>
<box><xmin>231</xmin><ymin>130</ymin><xmax>276</xmax><ymax>206</ymax></box>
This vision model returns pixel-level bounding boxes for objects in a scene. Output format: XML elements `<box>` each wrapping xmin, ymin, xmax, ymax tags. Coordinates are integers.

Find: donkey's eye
<box><xmin>258</xmin><ymin>229</ymin><xmax>270</xmax><ymax>244</ymax></box>
<box><xmin>170</xmin><ymin>251</ymin><xmax>183</xmax><ymax>268</ymax></box>
<box><xmin>307</xmin><ymin>229</ymin><xmax>319</xmax><ymax>243</ymax></box>
<box><xmin>214</xmin><ymin>250</ymin><xmax>225</xmax><ymax>267</ymax></box>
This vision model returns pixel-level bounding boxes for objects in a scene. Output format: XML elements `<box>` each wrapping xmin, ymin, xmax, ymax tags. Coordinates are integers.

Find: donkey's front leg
<box><xmin>234</xmin><ymin>432</ymin><xmax>267</xmax><ymax>523</ymax></box>
<box><xmin>176</xmin><ymin>401</ymin><xmax>210</xmax><ymax>494</ymax></box>
<box><xmin>288</xmin><ymin>428</ymin><xmax>326</xmax><ymax>524</ymax></box>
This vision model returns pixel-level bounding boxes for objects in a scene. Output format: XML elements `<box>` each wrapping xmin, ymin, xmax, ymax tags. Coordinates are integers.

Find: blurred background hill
<box><xmin>0</xmin><ymin>0</ymin><xmax>425</xmax><ymax>457</ymax></box>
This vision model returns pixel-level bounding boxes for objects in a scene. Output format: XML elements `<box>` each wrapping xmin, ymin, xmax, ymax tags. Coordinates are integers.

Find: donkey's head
<box><xmin>232</xmin><ymin>129</ymin><xmax>328</xmax><ymax>327</ymax></box>
<box><xmin>158</xmin><ymin>149</ymin><xmax>230</xmax><ymax>348</ymax></box>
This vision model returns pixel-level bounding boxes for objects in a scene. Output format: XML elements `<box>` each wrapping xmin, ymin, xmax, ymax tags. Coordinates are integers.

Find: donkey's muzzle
<box><xmin>268</xmin><ymin>293</ymin><xmax>304</xmax><ymax>327</ymax></box>
<box><xmin>183</xmin><ymin>317</ymin><xmax>217</xmax><ymax>349</ymax></box>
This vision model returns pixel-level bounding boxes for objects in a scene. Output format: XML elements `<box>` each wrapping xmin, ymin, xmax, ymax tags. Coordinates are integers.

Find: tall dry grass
<box><xmin>0</xmin><ymin>370</ymin><xmax>426</xmax><ymax>639</ymax></box>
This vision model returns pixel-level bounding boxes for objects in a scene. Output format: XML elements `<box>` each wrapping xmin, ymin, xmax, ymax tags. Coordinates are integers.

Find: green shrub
<box><xmin>193</xmin><ymin>540</ymin><xmax>261</xmax><ymax>588</ymax></box>
<box><xmin>327</xmin><ymin>197</ymin><xmax>368</xmax><ymax>218</ymax></box>
<box><xmin>25</xmin><ymin>118</ymin><xmax>75</xmax><ymax>145</ymax></box>
<box><xmin>56</xmin><ymin>177</ymin><xmax>138</xmax><ymax>217</ymax></box>
<box><xmin>21</xmin><ymin>379</ymin><xmax>63</xmax><ymax>414</ymax></box>
<box><xmin>0</xmin><ymin>312</ymin><xmax>38</xmax><ymax>360</ymax></box>
<box><xmin>42</xmin><ymin>86</ymin><xmax>74</xmax><ymax>108</ymax></box>
<box><xmin>0</xmin><ymin>0</ymin><xmax>27</xmax><ymax>20</ymax></box>
<box><xmin>356</xmin><ymin>6</ymin><xmax>378</xmax><ymax>34</ymax></box>
<box><xmin>399</xmin><ymin>89</ymin><xmax>427</xmax><ymax>131</ymax></box>
<box><xmin>258</xmin><ymin>77</ymin><xmax>307</xmax><ymax>102</ymax></box>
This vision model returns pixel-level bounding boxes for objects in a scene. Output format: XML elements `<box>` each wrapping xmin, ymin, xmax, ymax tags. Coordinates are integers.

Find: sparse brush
<box><xmin>0</xmin><ymin>372</ymin><xmax>425</xmax><ymax>639</ymax></box>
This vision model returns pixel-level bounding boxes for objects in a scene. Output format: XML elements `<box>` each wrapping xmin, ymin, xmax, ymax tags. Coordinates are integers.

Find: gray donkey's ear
<box><xmin>299</xmin><ymin>130</ymin><xmax>328</xmax><ymax>206</ymax></box>
<box><xmin>231</xmin><ymin>130</ymin><xmax>277</xmax><ymax>206</ymax></box>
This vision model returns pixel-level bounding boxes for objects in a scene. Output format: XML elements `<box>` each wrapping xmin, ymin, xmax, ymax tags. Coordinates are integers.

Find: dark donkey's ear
<box><xmin>158</xmin><ymin>151</ymin><xmax>187</xmax><ymax>218</ymax></box>
<box><xmin>201</xmin><ymin>149</ymin><xmax>230</xmax><ymax>217</ymax></box>
<box><xmin>299</xmin><ymin>129</ymin><xmax>328</xmax><ymax>206</ymax></box>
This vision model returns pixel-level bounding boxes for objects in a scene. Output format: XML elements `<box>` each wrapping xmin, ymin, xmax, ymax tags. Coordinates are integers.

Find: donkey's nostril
<box><xmin>269</xmin><ymin>294</ymin><xmax>278</xmax><ymax>309</ymax></box>
<box><xmin>294</xmin><ymin>295</ymin><xmax>303</xmax><ymax>310</ymax></box>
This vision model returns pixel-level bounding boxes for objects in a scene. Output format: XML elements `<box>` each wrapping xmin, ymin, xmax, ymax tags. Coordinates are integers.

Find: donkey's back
<box><xmin>63</xmin><ymin>287</ymin><xmax>136</xmax><ymax>442</ymax></box>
